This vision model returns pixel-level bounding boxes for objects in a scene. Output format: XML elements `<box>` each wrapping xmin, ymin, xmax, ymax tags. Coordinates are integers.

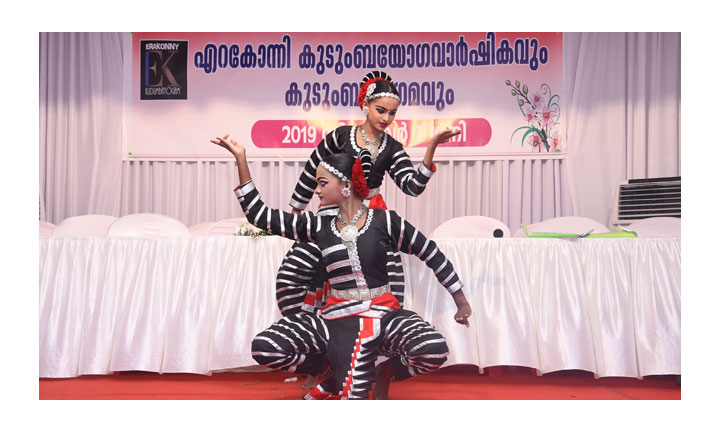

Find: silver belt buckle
<box><xmin>331</xmin><ymin>285</ymin><xmax>389</xmax><ymax>301</ymax></box>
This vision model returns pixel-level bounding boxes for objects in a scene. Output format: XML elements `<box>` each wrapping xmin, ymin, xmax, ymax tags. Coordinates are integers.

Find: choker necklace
<box><xmin>359</xmin><ymin>126</ymin><xmax>382</xmax><ymax>161</ymax></box>
<box><xmin>336</xmin><ymin>205</ymin><xmax>368</xmax><ymax>244</ymax></box>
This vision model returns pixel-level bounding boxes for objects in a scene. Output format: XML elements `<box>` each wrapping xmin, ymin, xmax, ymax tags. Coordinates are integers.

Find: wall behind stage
<box><xmin>40</xmin><ymin>33</ymin><xmax>679</xmax><ymax>233</ymax></box>
<box><xmin>127</xmin><ymin>32</ymin><xmax>564</xmax><ymax>159</ymax></box>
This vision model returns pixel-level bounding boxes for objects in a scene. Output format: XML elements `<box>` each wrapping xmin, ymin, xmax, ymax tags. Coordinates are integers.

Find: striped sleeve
<box><xmin>289</xmin><ymin>127</ymin><xmax>345</xmax><ymax>210</ymax></box>
<box><xmin>276</xmin><ymin>242</ymin><xmax>325</xmax><ymax>316</ymax></box>
<box><xmin>387</xmin><ymin>210</ymin><xmax>463</xmax><ymax>294</ymax></box>
<box><xmin>235</xmin><ymin>180</ymin><xmax>317</xmax><ymax>242</ymax></box>
<box><xmin>386</xmin><ymin>143</ymin><xmax>436</xmax><ymax>198</ymax></box>
<box><xmin>385</xmin><ymin>251</ymin><xmax>405</xmax><ymax>306</ymax></box>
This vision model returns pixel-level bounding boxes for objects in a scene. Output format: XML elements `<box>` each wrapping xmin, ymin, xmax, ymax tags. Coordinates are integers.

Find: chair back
<box><xmin>108</xmin><ymin>213</ymin><xmax>190</xmax><ymax>237</ymax></box>
<box><xmin>626</xmin><ymin>217</ymin><xmax>680</xmax><ymax>238</ymax></box>
<box><xmin>188</xmin><ymin>222</ymin><xmax>215</xmax><ymax>236</ymax></box>
<box><xmin>40</xmin><ymin>221</ymin><xmax>56</xmax><ymax>236</ymax></box>
<box><xmin>431</xmin><ymin>215</ymin><xmax>511</xmax><ymax>239</ymax></box>
<box><xmin>204</xmin><ymin>217</ymin><xmax>249</xmax><ymax>236</ymax></box>
<box><xmin>53</xmin><ymin>214</ymin><xmax>118</xmax><ymax>236</ymax></box>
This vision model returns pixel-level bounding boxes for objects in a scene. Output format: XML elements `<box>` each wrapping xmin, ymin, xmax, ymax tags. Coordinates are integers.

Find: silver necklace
<box><xmin>359</xmin><ymin>126</ymin><xmax>382</xmax><ymax>161</ymax></box>
<box><xmin>336</xmin><ymin>205</ymin><xmax>367</xmax><ymax>244</ymax></box>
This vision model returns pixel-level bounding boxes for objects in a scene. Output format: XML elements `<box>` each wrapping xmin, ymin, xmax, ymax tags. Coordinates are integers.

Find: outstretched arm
<box><xmin>422</xmin><ymin>126</ymin><xmax>462</xmax><ymax>171</ymax></box>
<box><xmin>211</xmin><ymin>134</ymin><xmax>317</xmax><ymax>242</ymax></box>
<box><xmin>387</xmin><ymin>210</ymin><xmax>472</xmax><ymax>326</ymax></box>
<box><xmin>387</xmin><ymin>126</ymin><xmax>462</xmax><ymax>198</ymax></box>
<box><xmin>211</xmin><ymin>134</ymin><xmax>252</xmax><ymax>185</ymax></box>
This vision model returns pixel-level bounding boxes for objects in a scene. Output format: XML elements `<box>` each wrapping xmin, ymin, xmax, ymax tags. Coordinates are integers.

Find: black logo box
<box><xmin>140</xmin><ymin>40</ymin><xmax>188</xmax><ymax>100</ymax></box>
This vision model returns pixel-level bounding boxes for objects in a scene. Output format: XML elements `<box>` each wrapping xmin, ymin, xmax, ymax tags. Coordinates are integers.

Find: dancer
<box><xmin>211</xmin><ymin>134</ymin><xmax>472</xmax><ymax>399</ymax></box>
<box><xmin>278</xmin><ymin>72</ymin><xmax>461</xmax><ymax>390</ymax></box>
<box><xmin>276</xmin><ymin>71</ymin><xmax>460</xmax><ymax>389</ymax></box>
<box><xmin>288</xmin><ymin>70</ymin><xmax>460</xmax><ymax>214</ymax></box>
<box><xmin>279</xmin><ymin>71</ymin><xmax>460</xmax><ymax>388</ymax></box>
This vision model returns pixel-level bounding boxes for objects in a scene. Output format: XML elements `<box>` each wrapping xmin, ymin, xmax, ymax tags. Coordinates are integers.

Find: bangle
<box><xmin>422</xmin><ymin>162</ymin><xmax>437</xmax><ymax>173</ymax></box>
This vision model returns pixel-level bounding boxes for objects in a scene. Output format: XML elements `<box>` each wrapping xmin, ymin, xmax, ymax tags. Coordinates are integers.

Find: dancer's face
<box><xmin>364</xmin><ymin>97</ymin><xmax>399</xmax><ymax>133</ymax></box>
<box><xmin>315</xmin><ymin>165</ymin><xmax>349</xmax><ymax>206</ymax></box>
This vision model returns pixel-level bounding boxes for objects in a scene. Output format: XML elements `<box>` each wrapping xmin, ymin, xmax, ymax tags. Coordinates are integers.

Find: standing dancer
<box><xmin>278</xmin><ymin>71</ymin><xmax>461</xmax><ymax>388</ymax></box>
<box><xmin>288</xmin><ymin>70</ymin><xmax>460</xmax><ymax>214</ymax></box>
<box><xmin>211</xmin><ymin>134</ymin><xmax>472</xmax><ymax>399</ymax></box>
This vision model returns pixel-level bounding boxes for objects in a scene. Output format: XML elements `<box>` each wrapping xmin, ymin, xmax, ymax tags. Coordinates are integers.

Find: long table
<box><xmin>40</xmin><ymin>236</ymin><xmax>680</xmax><ymax>379</ymax></box>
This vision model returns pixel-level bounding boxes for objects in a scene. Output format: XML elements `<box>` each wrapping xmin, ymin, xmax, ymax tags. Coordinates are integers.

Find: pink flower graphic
<box><xmin>552</xmin><ymin>134</ymin><xmax>562</xmax><ymax>152</ymax></box>
<box><xmin>541</xmin><ymin>107</ymin><xmax>555</xmax><ymax>128</ymax></box>
<box><xmin>525</xmin><ymin>110</ymin><xmax>537</xmax><ymax>123</ymax></box>
<box><xmin>529</xmin><ymin>132</ymin><xmax>542</xmax><ymax>147</ymax></box>
<box><xmin>532</xmin><ymin>91</ymin><xmax>544</xmax><ymax>106</ymax></box>
<box><xmin>507</xmin><ymin>80</ymin><xmax>561</xmax><ymax>152</ymax></box>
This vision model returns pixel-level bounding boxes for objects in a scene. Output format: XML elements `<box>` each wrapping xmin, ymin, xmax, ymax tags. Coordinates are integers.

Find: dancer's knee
<box><xmin>251</xmin><ymin>333</ymin><xmax>285</xmax><ymax>365</ymax></box>
<box><xmin>409</xmin><ymin>335</ymin><xmax>449</xmax><ymax>371</ymax></box>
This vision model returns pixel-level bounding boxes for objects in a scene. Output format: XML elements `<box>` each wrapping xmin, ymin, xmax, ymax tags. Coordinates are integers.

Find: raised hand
<box><xmin>430</xmin><ymin>126</ymin><xmax>462</xmax><ymax>147</ymax></box>
<box><xmin>210</xmin><ymin>134</ymin><xmax>246</xmax><ymax>158</ymax></box>
<box><xmin>211</xmin><ymin>134</ymin><xmax>252</xmax><ymax>184</ymax></box>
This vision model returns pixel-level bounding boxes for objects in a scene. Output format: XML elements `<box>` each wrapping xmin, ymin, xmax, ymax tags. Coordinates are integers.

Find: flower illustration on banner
<box><xmin>506</xmin><ymin>80</ymin><xmax>561</xmax><ymax>152</ymax></box>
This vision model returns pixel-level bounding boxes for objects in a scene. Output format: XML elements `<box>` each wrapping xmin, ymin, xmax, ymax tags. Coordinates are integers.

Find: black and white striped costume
<box><xmin>275</xmin><ymin>242</ymin><xmax>326</xmax><ymax>316</ymax></box>
<box><xmin>236</xmin><ymin>180</ymin><xmax>463</xmax><ymax>399</ymax></box>
<box><xmin>280</xmin><ymin>125</ymin><xmax>436</xmax><ymax>313</ymax></box>
<box><xmin>288</xmin><ymin>125</ymin><xmax>436</xmax><ymax>211</ymax></box>
<box><xmin>275</xmin><ymin>231</ymin><xmax>407</xmax><ymax>315</ymax></box>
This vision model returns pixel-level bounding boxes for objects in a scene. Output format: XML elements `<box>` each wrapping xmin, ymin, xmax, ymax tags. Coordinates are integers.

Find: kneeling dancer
<box><xmin>211</xmin><ymin>134</ymin><xmax>472</xmax><ymax>399</ymax></box>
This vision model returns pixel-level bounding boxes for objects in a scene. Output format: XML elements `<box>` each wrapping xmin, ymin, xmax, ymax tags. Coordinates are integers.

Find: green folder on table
<box><xmin>522</xmin><ymin>224</ymin><xmax>637</xmax><ymax>238</ymax></box>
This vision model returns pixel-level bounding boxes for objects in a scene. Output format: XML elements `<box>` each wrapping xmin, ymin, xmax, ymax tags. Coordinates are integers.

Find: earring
<box><xmin>341</xmin><ymin>186</ymin><xmax>351</xmax><ymax>197</ymax></box>
<box><xmin>362</xmin><ymin>106</ymin><xmax>369</xmax><ymax>116</ymax></box>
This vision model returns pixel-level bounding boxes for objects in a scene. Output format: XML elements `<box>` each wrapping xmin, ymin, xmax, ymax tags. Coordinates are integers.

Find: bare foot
<box><xmin>372</xmin><ymin>361</ymin><xmax>391</xmax><ymax>400</ymax></box>
<box><xmin>301</xmin><ymin>374</ymin><xmax>320</xmax><ymax>390</ymax></box>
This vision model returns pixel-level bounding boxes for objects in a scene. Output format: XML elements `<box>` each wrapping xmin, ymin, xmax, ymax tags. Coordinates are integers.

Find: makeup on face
<box><xmin>367</xmin><ymin>97</ymin><xmax>399</xmax><ymax>132</ymax></box>
<box><xmin>315</xmin><ymin>166</ymin><xmax>344</xmax><ymax>205</ymax></box>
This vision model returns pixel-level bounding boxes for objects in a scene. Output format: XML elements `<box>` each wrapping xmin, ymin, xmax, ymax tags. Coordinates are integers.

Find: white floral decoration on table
<box><xmin>235</xmin><ymin>221</ymin><xmax>273</xmax><ymax>237</ymax></box>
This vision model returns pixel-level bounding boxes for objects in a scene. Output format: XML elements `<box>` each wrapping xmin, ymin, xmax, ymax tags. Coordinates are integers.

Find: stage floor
<box><xmin>39</xmin><ymin>365</ymin><xmax>680</xmax><ymax>400</ymax></box>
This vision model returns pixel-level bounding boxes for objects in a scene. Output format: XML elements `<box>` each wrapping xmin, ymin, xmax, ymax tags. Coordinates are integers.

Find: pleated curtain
<box><xmin>40</xmin><ymin>32</ymin><xmax>680</xmax><ymax>233</ymax></box>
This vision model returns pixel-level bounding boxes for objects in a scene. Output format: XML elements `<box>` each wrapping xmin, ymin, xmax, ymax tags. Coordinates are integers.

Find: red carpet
<box><xmin>39</xmin><ymin>365</ymin><xmax>680</xmax><ymax>400</ymax></box>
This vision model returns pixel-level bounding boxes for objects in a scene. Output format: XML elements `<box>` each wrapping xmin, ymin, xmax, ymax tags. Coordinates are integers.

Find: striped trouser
<box><xmin>250</xmin><ymin>309</ymin><xmax>449</xmax><ymax>399</ymax></box>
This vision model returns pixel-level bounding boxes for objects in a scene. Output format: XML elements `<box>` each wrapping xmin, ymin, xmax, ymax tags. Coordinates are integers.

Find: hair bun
<box><xmin>358</xmin><ymin>71</ymin><xmax>395</xmax><ymax>108</ymax></box>
<box><xmin>361</xmin><ymin>70</ymin><xmax>393</xmax><ymax>84</ymax></box>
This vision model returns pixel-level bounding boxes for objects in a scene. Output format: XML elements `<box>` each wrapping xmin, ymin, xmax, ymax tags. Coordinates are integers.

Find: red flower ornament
<box><xmin>357</xmin><ymin>77</ymin><xmax>385</xmax><ymax>109</ymax></box>
<box><xmin>351</xmin><ymin>158</ymin><xmax>370</xmax><ymax>199</ymax></box>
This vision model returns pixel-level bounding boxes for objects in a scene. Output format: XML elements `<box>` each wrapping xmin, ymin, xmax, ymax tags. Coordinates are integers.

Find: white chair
<box><xmin>188</xmin><ymin>217</ymin><xmax>249</xmax><ymax>235</ymax></box>
<box><xmin>108</xmin><ymin>213</ymin><xmax>190</xmax><ymax>237</ymax></box>
<box><xmin>431</xmin><ymin>215</ymin><xmax>511</xmax><ymax>239</ymax></box>
<box><xmin>40</xmin><ymin>221</ymin><xmax>56</xmax><ymax>236</ymax></box>
<box><xmin>513</xmin><ymin>216</ymin><xmax>610</xmax><ymax>238</ymax></box>
<box><xmin>188</xmin><ymin>221</ymin><xmax>215</xmax><ymax>236</ymax></box>
<box><xmin>53</xmin><ymin>214</ymin><xmax>118</xmax><ymax>236</ymax></box>
<box><xmin>204</xmin><ymin>217</ymin><xmax>249</xmax><ymax>236</ymax></box>
<box><xmin>625</xmin><ymin>217</ymin><xmax>680</xmax><ymax>238</ymax></box>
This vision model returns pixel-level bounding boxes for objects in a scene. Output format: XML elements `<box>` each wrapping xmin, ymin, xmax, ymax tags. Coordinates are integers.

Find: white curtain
<box><xmin>120</xmin><ymin>158</ymin><xmax>571</xmax><ymax>235</ymax></box>
<box><xmin>39</xmin><ymin>32</ymin><xmax>124</xmax><ymax>223</ymax></box>
<box><xmin>39</xmin><ymin>32</ymin><xmax>680</xmax><ymax>234</ymax></box>
<box><xmin>40</xmin><ymin>236</ymin><xmax>680</xmax><ymax>378</ymax></box>
<box><xmin>564</xmin><ymin>32</ymin><xmax>681</xmax><ymax>225</ymax></box>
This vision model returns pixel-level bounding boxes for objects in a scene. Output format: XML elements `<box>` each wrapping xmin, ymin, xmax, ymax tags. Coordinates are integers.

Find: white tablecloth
<box><xmin>39</xmin><ymin>237</ymin><xmax>680</xmax><ymax>378</ymax></box>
